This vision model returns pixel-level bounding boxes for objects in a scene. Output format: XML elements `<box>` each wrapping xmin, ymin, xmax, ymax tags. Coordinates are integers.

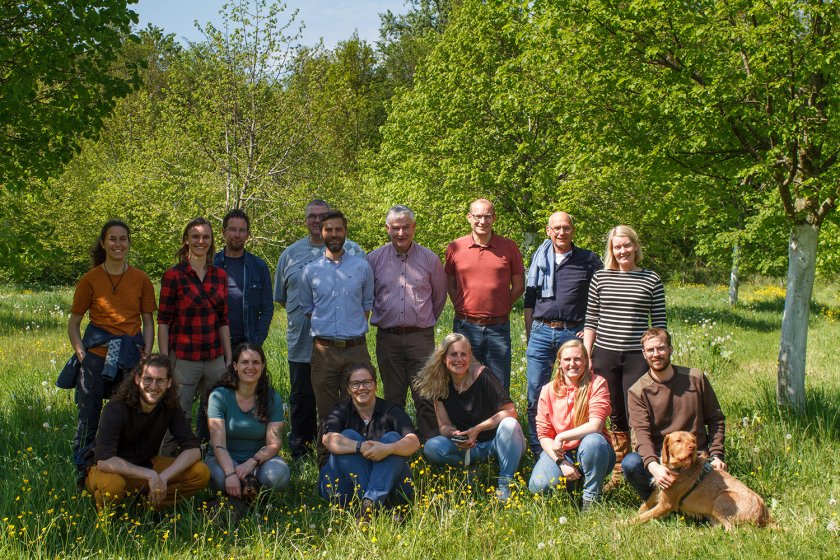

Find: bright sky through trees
<box><xmin>134</xmin><ymin>0</ymin><xmax>408</xmax><ymax>48</ymax></box>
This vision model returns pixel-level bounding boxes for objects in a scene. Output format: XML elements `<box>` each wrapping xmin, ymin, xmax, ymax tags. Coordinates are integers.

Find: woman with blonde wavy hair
<box><xmin>416</xmin><ymin>333</ymin><xmax>525</xmax><ymax>502</ymax></box>
<box><xmin>528</xmin><ymin>339</ymin><xmax>614</xmax><ymax>510</ymax></box>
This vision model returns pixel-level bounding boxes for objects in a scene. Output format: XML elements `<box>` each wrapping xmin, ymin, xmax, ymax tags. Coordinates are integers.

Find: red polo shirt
<box><xmin>445</xmin><ymin>233</ymin><xmax>524</xmax><ymax>318</ymax></box>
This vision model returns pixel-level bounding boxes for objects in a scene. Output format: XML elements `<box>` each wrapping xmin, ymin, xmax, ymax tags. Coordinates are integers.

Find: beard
<box><xmin>325</xmin><ymin>236</ymin><xmax>345</xmax><ymax>253</ymax></box>
<box><xmin>648</xmin><ymin>356</ymin><xmax>671</xmax><ymax>373</ymax></box>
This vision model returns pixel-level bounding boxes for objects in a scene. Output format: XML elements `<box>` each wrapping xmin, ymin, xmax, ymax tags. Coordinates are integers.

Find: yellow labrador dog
<box><xmin>632</xmin><ymin>431</ymin><xmax>770</xmax><ymax>530</ymax></box>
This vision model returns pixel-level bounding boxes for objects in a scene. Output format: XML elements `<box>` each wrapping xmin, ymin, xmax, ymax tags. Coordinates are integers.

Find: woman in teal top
<box><xmin>206</xmin><ymin>343</ymin><xmax>290</xmax><ymax>497</ymax></box>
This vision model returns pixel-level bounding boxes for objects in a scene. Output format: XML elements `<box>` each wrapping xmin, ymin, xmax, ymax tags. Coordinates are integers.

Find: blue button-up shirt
<box><xmin>299</xmin><ymin>252</ymin><xmax>374</xmax><ymax>339</ymax></box>
<box><xmin>274</xmin><ymin>237</ymin><xmax>365</xmax><ymax>361</ymax></box>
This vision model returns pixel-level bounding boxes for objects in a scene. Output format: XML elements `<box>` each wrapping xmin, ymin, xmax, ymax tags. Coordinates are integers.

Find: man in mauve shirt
<box><xmin>367</xmin><ymin>205</ymin><xmax>447</xmax><ymax>441</ymax></box>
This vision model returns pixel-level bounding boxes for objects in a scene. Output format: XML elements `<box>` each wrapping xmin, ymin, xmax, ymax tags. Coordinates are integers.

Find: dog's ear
<box><xmin>661</xmin><ymin>433</ymin><xmax>672</xmax><ymax>465</ymax></box>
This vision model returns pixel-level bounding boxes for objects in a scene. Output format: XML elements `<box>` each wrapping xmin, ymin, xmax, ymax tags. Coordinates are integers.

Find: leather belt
<box><xmin>536</xmin><ymin>319</ymin><xmax>583</xmax><ymax>329</ymax></box>
<box><xmin>379</xmin><ymin>326</ymin><xmax>430</xmax><ymax>334</ymax></box>
<box><xmin>314</xmin><ymin>336</ymin><xmax>367</xmax><ymax>348</ymax></box>
<box><xmin>455</xmin><ymin>313</ymin><xmax>509</xmax><ymax>326</ymax></box>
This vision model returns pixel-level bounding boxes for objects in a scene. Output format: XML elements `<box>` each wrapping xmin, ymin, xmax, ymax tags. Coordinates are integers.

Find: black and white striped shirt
<box><xmin>584</xmin><ymin>268</ymin><xmax>667</xmax><ymax>352</ymax></box>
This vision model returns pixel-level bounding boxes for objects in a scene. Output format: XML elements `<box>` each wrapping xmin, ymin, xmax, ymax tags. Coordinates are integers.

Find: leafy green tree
<box><xmin>0</xmin><ymin>0</ymin><xmax>142</xmax><ymax>189</ymax></box>
<box><xmin>531</xmin><ymin>0</ymin><xmax>840</xmax><ymax>410</ymax></box>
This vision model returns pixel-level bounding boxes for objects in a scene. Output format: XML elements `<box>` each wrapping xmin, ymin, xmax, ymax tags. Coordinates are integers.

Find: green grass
<box><xmin>0</xmin><ymin>281</ymin><xmax>838</xmax><ymax>558</ymax></box>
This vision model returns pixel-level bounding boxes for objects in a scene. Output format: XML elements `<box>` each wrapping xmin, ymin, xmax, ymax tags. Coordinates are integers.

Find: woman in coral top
<box><xmin>528</xmin><ymin>339</ymin><xmax>614</xmax><ymax>509</ymax></box>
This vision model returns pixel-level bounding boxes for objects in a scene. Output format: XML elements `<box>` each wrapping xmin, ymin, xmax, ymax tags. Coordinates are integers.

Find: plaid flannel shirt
<box><xmin>158</xmin><ymin>261</ymin><xmax>229</xmax><ymax>361</ymax></box>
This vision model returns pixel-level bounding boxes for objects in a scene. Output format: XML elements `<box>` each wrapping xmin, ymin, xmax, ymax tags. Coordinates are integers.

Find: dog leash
<box><xmin>677</xmin><ymin>458</ymin><xmax>714</xmax><ymax>508</ymax></box>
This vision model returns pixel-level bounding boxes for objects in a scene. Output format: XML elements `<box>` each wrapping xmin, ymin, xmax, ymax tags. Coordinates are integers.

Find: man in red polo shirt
<box><xmin>445</xmin><ymin>199</ymin><xmax>525</xmax><ymax>390</ymax></box>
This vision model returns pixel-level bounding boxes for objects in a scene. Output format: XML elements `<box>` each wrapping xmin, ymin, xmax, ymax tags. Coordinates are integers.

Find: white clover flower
<box><xmin>42</xmin><ymin>422</ymin><xmax>50</xmax><ymax>429</ymax></box>
<box><xmin>827</xmin><ymin>520</ymin><xmax>838</xmax><ymax>532</ymax></box>
<box><xmin>785</xmin><ymin>433</ymin><xmax>792</xmax><ymax>441</ymax></box>
<box><xmin>742</xmin><ymin>417</ymin><xmax>749</xmax><ymax>428</ymax></box>
<box><xmin>829</xmin><ymin>496</ymin><xmax>837</xmax><ymax>506</ymax></box>
<box><xmin>558</xmin><ymin>516</ymin><xmax>568</xmax><ymax>525</ymax></box>
<box><xmin>770</xmin><ymin>498</ymin><xmax>779</xmax><ymax>509</ymax></box>
<box><xmin>41</xmin><ymin>380</ymin><xmax>48</xmax><ymax>387</ymax></box>
<box><xmin>537</xmin><ymin>543</ymin><xmax>546</xmax><ymax>550</ymax></box>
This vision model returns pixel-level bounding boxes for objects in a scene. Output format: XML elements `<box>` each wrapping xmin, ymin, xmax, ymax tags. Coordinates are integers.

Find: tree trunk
<box><xmin>728</xmin><ymin>241</ymin><xmax>740</xmax><ymax>306</ymax></box>
<box><xmin>777</xmin><ymin>223</ymin><xmax>819</xmax><ymax>412</ymax></box>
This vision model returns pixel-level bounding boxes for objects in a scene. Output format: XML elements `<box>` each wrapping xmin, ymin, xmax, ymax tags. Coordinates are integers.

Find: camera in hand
<box><xmin>450</xmin><ymin>433</ymin><xmax>469</xmax><ymax>443</ymax></box>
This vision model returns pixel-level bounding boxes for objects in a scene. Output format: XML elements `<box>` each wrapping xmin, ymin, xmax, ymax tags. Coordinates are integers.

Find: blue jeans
<box><xmin>423</xmin><ymin>417</ymin><xmax>525</xmax><ymax>488</ymax></box>
<box><xmin>528</xmin><ymin>432</ymin><xmax>615</xmax><ymax>501</ymax></box>
<box><xmin>525</xmin><ymin>321</ymin><xmax>582</xmax><ymax>454</ymax></box>
<box><xmin>453</xmin><ymin>318</ymin><xmax>512</xmax><ymax>391</ymax></box>
<box><xmin>205</xmin><ymin>455</ymin><xmax>291</xmax><ymax>493</ymax></box>
<box><xmin>318</xmin><ymin>430</ymin><xmax>414</xmax><ymax>506</ymax></box>
<box><xmin>622</xmin><ymin>451</ymin><xmax>655</xmax><ymax>500</ymax></box>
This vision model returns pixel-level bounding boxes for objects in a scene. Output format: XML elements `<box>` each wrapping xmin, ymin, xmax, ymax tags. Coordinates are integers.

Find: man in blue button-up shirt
<box><xmin>300</xmin><ymin>210</ymin><xmax>374</xmax><ymax>459</ymax></box>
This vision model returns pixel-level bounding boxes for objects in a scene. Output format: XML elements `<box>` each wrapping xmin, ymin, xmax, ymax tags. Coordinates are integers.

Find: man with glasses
<box><xmin>274</xmin><ymin>200</ymin><xmax>365</xmax><ymax>459</ymax></box>
<box><xmin>523</xmin><ymin>211</ymin><xmax>602</xmax><ymax>456</ymax></box>
<box><xmin>622</xmin><ymin>327</ymin><xmax>727</xmax><ymax>501</ymax></box>
<box><xmin>367</xmin><ymin>204</ymin><xmax>446</xmax><ymax>442</ymax></box>
<box><xmin>318</xmin><ymin>363</ymin><xmax>419</xmax><ymax>525</ymax></box>
<box><xmin>445</xmin><ymin>199</ymin><xmax>525</xmax><ymax>391</ymax></box>
<box><xmin>214</xmin><ymin>209</ymin><xmax>274</xmax><ymax>347</ymax></box>
<box><xmin>84</xmin><ymin>354</ymin><xmax>210</xmax><ymax>510</ymax></box>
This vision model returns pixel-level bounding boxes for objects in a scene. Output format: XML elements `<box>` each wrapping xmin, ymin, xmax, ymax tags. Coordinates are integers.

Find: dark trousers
<box><xmin>288</xmin><ymin>360</ymin><xmax>318</xmax><ymax>458</ymax></box>
<box><xmin>375</xmin><ymin>328</ymin><xmax>438</xmax><ymax>442</ymax></box>
<box><xmin>73</xmin><ymin>352</ymin><xmax>125</xmax><ymax>469</ymax></box>
<box><xmin>590</xmin><ymin>347</ymin><xmax>648</xmax><ymax>432</ymax></box>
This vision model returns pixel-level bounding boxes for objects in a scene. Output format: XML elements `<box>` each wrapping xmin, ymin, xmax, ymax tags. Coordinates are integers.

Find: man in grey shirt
<box><xmin>274</xmin><ymin>200</ymin><xmax>365</xmax><ymax>459</ymax></box>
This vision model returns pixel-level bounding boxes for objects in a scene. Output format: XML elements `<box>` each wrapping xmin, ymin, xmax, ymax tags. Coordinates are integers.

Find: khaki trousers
<box><xmin>85</xmin><ymin>455</ymin><xmax>210</xmax><ymax>509</ymax></box>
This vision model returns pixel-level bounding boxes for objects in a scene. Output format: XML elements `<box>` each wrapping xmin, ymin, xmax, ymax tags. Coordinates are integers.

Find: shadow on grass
<box><xmin>752</xmin><ymin>383</ymin><xmax>840</xmax><ymax>442</ymax></box>
<box><xmin>0</xmin><ymin>309</ymin><xmax>67</xmax><ymax>332</ymax></box>
<box><xmin>667</xmin><ymin>304</ymin><xmax>779</xmax><ymax>333</ymax></box>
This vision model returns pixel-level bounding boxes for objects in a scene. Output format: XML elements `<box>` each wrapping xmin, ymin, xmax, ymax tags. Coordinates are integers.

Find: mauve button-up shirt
<box><xmin>367</xmin><ymin>242</ymin><xmax>447</xmax><ymax>329</ymax></box>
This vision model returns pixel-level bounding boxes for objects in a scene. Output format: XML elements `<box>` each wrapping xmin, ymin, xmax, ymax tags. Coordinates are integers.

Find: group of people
<box><xmin>60</xmin><ymin>198</ymin><xmax>727</xmax><ymax>523</ymax></box>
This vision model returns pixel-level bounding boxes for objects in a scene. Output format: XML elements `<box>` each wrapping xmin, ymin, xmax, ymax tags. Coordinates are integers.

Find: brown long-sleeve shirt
<box><xmin>627</xmin><ymin>365</ymin><xmax>725</xmax><ymax>468</ymax></box>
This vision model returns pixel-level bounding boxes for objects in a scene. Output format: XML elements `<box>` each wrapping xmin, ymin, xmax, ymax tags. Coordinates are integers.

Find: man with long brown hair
<box><xmin>84</xmin><ymin>354</ymin><xmax>210</xmax><ymax>510</ymax></box>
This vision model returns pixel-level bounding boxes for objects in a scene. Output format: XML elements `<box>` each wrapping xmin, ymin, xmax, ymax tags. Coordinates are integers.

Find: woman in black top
<box><xmin>416</xmin><ymin>333</ymin><xmax>525</xmax><ymax>501</ymax></box>
<box><xmin>319</xmin><ymin>363</ymin><xmax>420</xmax><ymax>524</ymax></box>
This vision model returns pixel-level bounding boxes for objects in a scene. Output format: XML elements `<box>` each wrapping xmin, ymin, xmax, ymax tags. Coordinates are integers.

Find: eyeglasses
<box><xmin>469</xmin><ymin>214</ymin><xmax>495</xmax><ymax>221</ymax></box>
<box><xmin>306</xmin><ymin>213</ymin><xmax>328</xmax><ymax>221</ymax></box>
<box><xmin>643</xmin><ymin>346</ymin><xmax>670</xmax><ymax>356</ymax></box>
<box><xmin>547</xmin><ymin>225</ymin><xmax>573</xmax><ymax>234</ymax></box>
<box><xmin>225</xmin><ymin>227</ymin><xmax>248</xmax><ymax>235</ymax></box>
<box><xmin>349</xmin><ymin>379</ymin><xmax>374</xmax><ymax>390</ymax></box>
<box><xmin>140</xmin><ymin>377</ymin><xmax>168</xmax><ymax>387</ymax></box>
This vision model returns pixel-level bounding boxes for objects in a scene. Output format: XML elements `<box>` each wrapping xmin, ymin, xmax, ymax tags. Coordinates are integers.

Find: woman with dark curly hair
<box><xmin>205</xmin><ymin>343</ymin><xmax>290</xmax><ymax>497</ymax></box>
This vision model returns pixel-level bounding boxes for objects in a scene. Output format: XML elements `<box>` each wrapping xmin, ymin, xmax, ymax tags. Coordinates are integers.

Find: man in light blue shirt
<box><xmin>299</xmin><ymin>210</ymin><xmax>374</xmax><ymax>461</ymax></box>
<box><xmin>274</xmin><ymin>200</ymin><xmax>365</xmax><ymax>459</ymax></box>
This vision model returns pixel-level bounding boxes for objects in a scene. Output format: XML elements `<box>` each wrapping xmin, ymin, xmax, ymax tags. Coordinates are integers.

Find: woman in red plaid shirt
<box><xmin>158</xmin><ymin>217</ymin><xmax>233</xmax><ymax>454</ymax></box>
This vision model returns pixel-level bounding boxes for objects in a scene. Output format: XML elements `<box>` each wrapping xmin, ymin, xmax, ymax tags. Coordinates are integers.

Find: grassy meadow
<box><xmin>0</xmin><ymin>281</ymin><xmax>838</xmax><ymax>559</ymax></box>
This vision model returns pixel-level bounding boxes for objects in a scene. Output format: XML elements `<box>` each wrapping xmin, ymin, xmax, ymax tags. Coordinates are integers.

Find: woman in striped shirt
<box><xmin>583</xmin><ymin>225</ymin><xmax>666</xmax><ymax>488</ymax></box>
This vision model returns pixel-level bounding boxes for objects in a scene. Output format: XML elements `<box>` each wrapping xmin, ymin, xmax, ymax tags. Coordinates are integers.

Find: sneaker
<box><xmin>357</xmin><ymin>498</ymin><xmax>375</xmax><ymax>527</ymax></box>
<box><xmin>581</xmin><ymin>498</ymin><xmax>595</xmax><ymax>512</ymax></box>
<box><xmin>496</xmin><ymin>485</ymin><xmax>512</xmax><ymax>503</ymax></box>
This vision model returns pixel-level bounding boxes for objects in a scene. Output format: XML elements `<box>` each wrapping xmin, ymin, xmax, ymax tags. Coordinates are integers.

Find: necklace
<box><xmin>103</xmin><ymin>263</ymin><xmax>127</xmax><ymax>294</ymax></box>
<box><xmin>454</xmin><ymin>370</ymin><xmax>473</xmax><ymax>393</ymax></box>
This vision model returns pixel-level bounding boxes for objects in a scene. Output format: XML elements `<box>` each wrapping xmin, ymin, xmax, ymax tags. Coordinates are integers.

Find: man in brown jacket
<box><xmin>622</xmin><ymin>327</ymin><xmax>727</xmax><ymax>500</ymax></box>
